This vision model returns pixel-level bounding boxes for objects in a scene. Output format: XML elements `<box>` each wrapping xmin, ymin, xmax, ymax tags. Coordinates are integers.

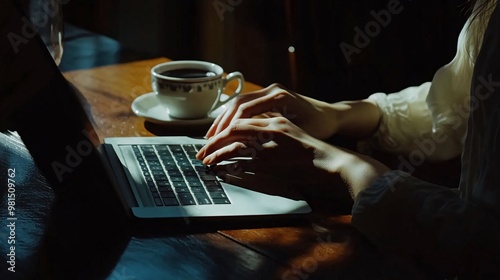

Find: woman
<box><xmin>196</xmin><ymin>0</ymin><xmax>500</xmax><ymax>277</ymax></box>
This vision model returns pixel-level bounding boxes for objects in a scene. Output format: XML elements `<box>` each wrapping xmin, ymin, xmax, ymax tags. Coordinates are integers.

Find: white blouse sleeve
<box><xmin>363</xmin><ymin>22</ymin><xmax>475</xmax><ymax>161</ymax></box>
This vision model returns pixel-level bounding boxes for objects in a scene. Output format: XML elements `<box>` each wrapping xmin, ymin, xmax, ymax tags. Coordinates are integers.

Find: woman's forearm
<box><xmin>329</xmin><ymin>99</ymin><xmax>382</xmax><ymax>139</ymax></box>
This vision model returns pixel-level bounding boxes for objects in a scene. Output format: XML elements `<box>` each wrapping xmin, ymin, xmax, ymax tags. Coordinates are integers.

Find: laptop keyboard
<box><xmin>132</xmin><ymin>144</ymin><xmax>231</xmax><ymax>206</ymax></box>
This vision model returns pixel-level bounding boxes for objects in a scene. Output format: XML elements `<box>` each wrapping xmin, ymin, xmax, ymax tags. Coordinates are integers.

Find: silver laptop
<box><xmin>102</xmin><ymin>136</ymin><xmax>311</xmax><ymax>220</ymax></box>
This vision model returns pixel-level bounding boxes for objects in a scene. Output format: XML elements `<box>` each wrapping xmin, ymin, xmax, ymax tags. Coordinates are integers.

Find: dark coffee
<box><xmin>159</xmin><ymin>68</ymin><xmax>216</xmax><ymax>79</ymax></box>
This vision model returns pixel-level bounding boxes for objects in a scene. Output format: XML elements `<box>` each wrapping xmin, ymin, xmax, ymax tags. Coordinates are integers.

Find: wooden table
<box><xmin>0</xmin><ymin>57</ymin><xmax>416</xmax><ymax>280</ymax></box>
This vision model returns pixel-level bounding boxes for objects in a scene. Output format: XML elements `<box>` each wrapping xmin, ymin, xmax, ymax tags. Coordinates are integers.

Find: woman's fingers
<box><xmin>199</xmin><ymin>116</ymin><xmax>311</xmax><ymax>165</ymax></box>
<box><xmin>206</xmin><ymin>84</ymin><xmax>294</xmax><ymax>138</ymax></box>
<box><xmin>206</xmin><ymin>91</ymin><xmax>267</xmax><ymax>138</ymax></box>
<box><xmin>198</xmin><ymin>118</ymin><xmax>274</xmax><ymax>164</ymax></box>
<box><xmin>205</xmin><ymin>106</ymin><xmax>229</xmax><ymax>138</ymax></box>
<box><xmin>211</xmin><ymin>93</ymin><xmax>277</xmax><ymax>137</ymax></box>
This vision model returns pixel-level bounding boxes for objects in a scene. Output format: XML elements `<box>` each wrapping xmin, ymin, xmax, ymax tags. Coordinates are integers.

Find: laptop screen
<box><xmin>0</xmin><ymin>0</ymin><xmax>103</xmax><ymax>192</ymax></box>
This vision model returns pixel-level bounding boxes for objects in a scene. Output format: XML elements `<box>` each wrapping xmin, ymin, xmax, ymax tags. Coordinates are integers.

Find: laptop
<box><xmin>102</xmin><ymin>137</ymin><xmax>311</xmax><ymax>219</ymax></box>
<box><xmin>1</xmin><ymin>0</ymin><xmax>311</xmax><ymax>221</ymax></box>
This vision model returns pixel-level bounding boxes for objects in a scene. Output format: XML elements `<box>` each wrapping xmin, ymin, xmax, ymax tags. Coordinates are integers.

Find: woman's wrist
<box><xmin>319</xmin><ymin>144</ymin><xmax>390</xmax><ymax>200</ymax></box>
<box><xmin>300</xmin><ymin>96</ymin><xmax>342</xmax><ymax>140</ymax></box>
<box><xmin>342</xmin><ymin>152</ymin><xmax>391</xmax><ymax>199</ymax></box>
<box><xmin>328</xmin><ymin>99</ymin><xmax>382</xmax><ymax>139</ymax></box>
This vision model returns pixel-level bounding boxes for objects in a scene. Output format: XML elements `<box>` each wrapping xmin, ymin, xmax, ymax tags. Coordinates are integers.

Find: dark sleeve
<box><xmin>351</xmin><ymin>171</ymin><xmax>500</xmax><ymax>278</ymax></box>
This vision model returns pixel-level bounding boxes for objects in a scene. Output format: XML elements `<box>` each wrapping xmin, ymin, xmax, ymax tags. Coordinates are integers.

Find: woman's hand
<box><xmin>197</xmin><ymin>116</ymin><xmax>390</xmax><ymax>205</ymax></box>
<box><xmin>206</xmin><ymin>83</ymin><xmax>341</xmax><ymax>140</ymax></box>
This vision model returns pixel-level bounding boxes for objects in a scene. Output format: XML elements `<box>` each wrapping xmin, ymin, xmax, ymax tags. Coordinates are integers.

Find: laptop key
<box><xmin>182</xmin><ymin>170</ymin><xmax>197</xmax><ymax>176</ymax></box>
<box><xmin>209</xmin><ymin>191</ymin><xmax>228</xmax><ymax>199</ymax></box>
<box><xmin>212</xmin><ymin>198</ymin><xmax>231</xmax><ymax>204</ymax></box>
<box><xmin>185</xmin><ymin>176</ymin><xmax>200</xmax><ymax>182</ymax></box>
<box><xmin>164</xmin><ymin>165</ymin><xmax>179</xmax><ymax>171</ymax></box>
<box><xmin>206</xmin><ymin>186</ymin><xmax>224</xmax><ymax>192</ymax></box>
<box><xmin>177</xmin><ymin>160</ymin><xmax>191</xmax><ymax>167</ymax></box>
<box><xmin>143</xmin><ymin>151</ymin><xmax>156</xmax><ymax>157</ymax></box>
<box><xmin>155</xmin><ymin>145</ymin><xmax>169</xmax><ymax>151</ymax></box>
<box><xmin>195</xmin><ymin>165</ymin><xmax>210</xmax><ymax>172</ymax></box>
<box><xmin>147</xmin><ymin>158</ymin><xmax>161</xmax><ymax>164</ymax></box>
<box><xmin>150</xmin><ymin>166</ymin><xmax>163</xmax><ymax>171</ymax></box>
<box><xmin>154</xmin><ymin>175</ymin><xmax>168</xmax><ymax>181</ymax></box>
<box><xmin>194</xmin><ymin>193</ymin><xmax>212</xmax><ymax>205</ymax></box>
<box><xmin>190</xmin><ymin>186</ymin><xmax>205</xmax><ymax>192</ymax></box>
<box><xmin>188</xmin><ymin>181</ymin><xmax>203</xmax><ymax>188</ymax></box>
<box><xmin>152</xmin><ymin>192</ymin><xmax>161</xmax><ymax>198</ymax></box>
<box><xmin>191</xmin><ymin>161</ymin><xmax>204</xmax><ymax>167</ymax></box>
<box><xmin>159</xmin><ymin>154</ymin><xmax>173</xmax><ymax>160</ymax></box>
<box><xmin>170</xmin><ymin>176</ymin><xmax>185</xmax><ymax>182</ymax></box>
<box><xmin>144</xmin><ymin>156</ymin><xmax>159</xmax><ymax>162</ymax></box>
<box><xmin>158</xmin><ymin>186</ymin><xmax>173</xmax><ymax>192</ymax></box>
<box><xmin>172</xmin><ymin>182</ymin><xmax>187</xmax><ymax>188</ymax></box>
<box><xmin>182</xmin><ymin>144</ymin><xmax>195</xmax><ymax>151</ymax></box>
<box><xmin>148</xmin><ymin>160</ymin><xmax>161</xmax><ymax>165</ymax></box>
<box><xmin>172</xmin><ymin>154</ymin><xmax>185</xmax><ymax>160</ymax></box>
<box><xmin>167</xmin><ymin>170</ymin><xmax>182</xmax><ymax>177</ymax></box>
<box><xmin>174</xmin><ymin>187</ymin><xmax>190</xmax><ymax>193</ymax></box>
<box><xmin>178</xmin><ymin>193</ymin><xmax>196</xmax><ymax>205</ymax></box>
<box><xmin>156</xmin><ymin>180</ymin><xmax>171</xmax><ymax>187</ymax></box>
<box><xmin>160</xmin><ymin>191</ymin><xmax>176</xmax><ymax>198</ymax></box>
<box><xmin>197</xmin><ymin>170</ymin><xmax>213</xmax><ymax>176</ymax></box>
<box><xmin>201</xmin><ymin>175</ymin><xmax>217</xmax><ymax>181</ymax></box>
<box><xmin>162</xmin><ymin>197</ymin><xmax>180</xmax><ymax>206</ymax></box>
<box><xmin>181</xmin><ymin>166</ymin><xmax>195</xmax><ymax>172</ymax></box>
<box><xmin>154</xmin><ymin>197</ymin><xmax>164</xmax><ymax>206</ymax></box>
<box><xmin>169</xmin><ymin>145</ymin><xmax>183</xmax><ymax>152</ymax></box>
<box><xmin>162</xmin><ymin>159</ymin><xmax>176</xmax><ymax>165</ymax></box>
<box><xmin>186</xmin><ymin>152</ymin><xmax>198</xmax><ymax>159</ymax></box>
<box><xmin>204</xmin><ymin>180</ymin><xmax>222</xmax><ymax>187</ymax></box>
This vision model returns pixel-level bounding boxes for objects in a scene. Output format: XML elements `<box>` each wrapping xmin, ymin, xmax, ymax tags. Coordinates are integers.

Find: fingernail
<box><xmin>196</xmin><ymin>150</ymin><xmax>204</xmax><ymax>160</ymax></box>
<box><xmin>203</xmin><ymin>156</ymin><xmax>212</xmax><ymax>165</ymax></box>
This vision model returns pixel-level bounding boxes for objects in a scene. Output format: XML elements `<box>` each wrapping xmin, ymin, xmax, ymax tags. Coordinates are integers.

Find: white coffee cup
<box><xmin>151</xmin><ymin>60</ymin><xmax>245</xmax><ymax>119</ymax></box>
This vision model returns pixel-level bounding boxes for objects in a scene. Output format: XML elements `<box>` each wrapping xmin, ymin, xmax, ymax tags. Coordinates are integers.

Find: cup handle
<box><xmin>211</xmin><ymin>71</ymin><xmax>245</xmax><ymax>111</ymax></box>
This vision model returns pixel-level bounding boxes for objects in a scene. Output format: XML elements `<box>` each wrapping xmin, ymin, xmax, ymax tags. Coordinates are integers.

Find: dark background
<box><xmin>61</xmin><ymin>0</ymin><xmax>469</xmax><ymax>102</ymax></box>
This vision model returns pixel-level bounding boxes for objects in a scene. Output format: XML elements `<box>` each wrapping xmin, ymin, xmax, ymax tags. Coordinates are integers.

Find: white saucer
<box><xmin>131</xmin><ymin>92</ymin><xmax>227</xmax><ymax>126</ymax></box>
